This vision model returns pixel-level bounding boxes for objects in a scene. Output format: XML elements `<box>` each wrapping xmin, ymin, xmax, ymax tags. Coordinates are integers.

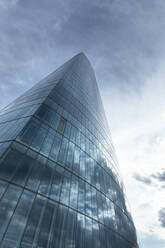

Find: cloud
<box><xmin>158</xmin><ymin>208</ymin><xmax>165</xmax><ymax>228</ymax></box>
<box><xmin>133</xmin><ymin>173</ymin><xmax>152</xmax><ymax>185</ymax></box>
<box><xmin>103</xmin><ymin>59</ymin><xmax>165</xmax><ymax>243</ymax></box>
<box><xmin>152</xmin><ymin>171</ymin><xmax>165</xmax><ymax>182</ymax></box>
<box><xmin>0</xmin><ymin>0</ymin><xmax>19</xmax><ymax>9</ymax></box>
<box><xmin>133</xmin><ymin>169</ymin><xmax>165</xmax><ymax>186</ymax></box>
<box><xmin>1</xmin><ymin>0</ymin><xmax>165</xmax><ymax>247</ymax></box>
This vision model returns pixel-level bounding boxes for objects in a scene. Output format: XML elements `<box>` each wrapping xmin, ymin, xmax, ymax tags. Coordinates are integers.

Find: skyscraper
<box><xmin>0</xmin><ymin>53</ymin><xmax>138</xmax><ymax>247</ymax></box>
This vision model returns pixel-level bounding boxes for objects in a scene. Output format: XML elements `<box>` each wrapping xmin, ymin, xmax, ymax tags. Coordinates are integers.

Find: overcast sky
<box><xmin>1</xmin><ymin>0</ymin><xmax>165</xmax><ymax>247</ymax></box>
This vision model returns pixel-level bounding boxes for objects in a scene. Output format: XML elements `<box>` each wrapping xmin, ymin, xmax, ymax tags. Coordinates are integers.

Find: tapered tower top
<box><xmin>0</xmin><ymin>52</ymin><xmax>138</xmax><ymax>247</ymax></box>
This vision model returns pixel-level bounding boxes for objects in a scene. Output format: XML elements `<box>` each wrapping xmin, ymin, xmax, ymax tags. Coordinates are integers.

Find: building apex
<box><xmin>74</xmin><ymin>52</ymin><xmax>88</xmax><ymax>60</ymax></box>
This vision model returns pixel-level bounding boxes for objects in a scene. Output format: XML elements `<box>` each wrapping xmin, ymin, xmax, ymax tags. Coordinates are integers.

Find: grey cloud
<box><xmin>133</xmin><ymin>173</ymin><xmax>152</xmax><ymax>185</ymax></box>
<box><xmin>133</xmin><ymin>170</ymin><xmax>165</xmax><ymax>187</ymax></box>
<box><xmin>151</xmin><ymin>170</ymin><xmax>165</xmax><ymax>182</ymax></box>
<box><xmin>0</xmin><ymin>0</ymin><xmax>19</xmax><ymax>9</ymax></box>
<box><xmin>158</xmin><ymin>208</ymin><xmax>165</xmax><ymax>228</ymax></box>
<box><xmin>1</xmin><ymin>0</ymin><xmax>165</xmax><ymax>109</ymax></box>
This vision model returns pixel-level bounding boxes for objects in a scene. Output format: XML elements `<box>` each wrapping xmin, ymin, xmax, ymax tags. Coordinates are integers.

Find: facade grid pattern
<box><xmin>0</xmin><ymin>53</ymin><xmax>138</xmax><ymax>248</ymax></box>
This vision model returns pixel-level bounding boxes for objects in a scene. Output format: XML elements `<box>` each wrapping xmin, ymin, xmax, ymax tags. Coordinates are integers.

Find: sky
<box><xmin>0</xmin><ymin>0</ymin><xmax>165</xmax><ymax>247</ymax></box>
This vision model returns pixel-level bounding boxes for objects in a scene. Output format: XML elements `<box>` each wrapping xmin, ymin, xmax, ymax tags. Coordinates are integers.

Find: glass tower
<box><xmin>0</xmin><ymin>53</ymin><xmax>138</xmax><ymax>248</ymax></box>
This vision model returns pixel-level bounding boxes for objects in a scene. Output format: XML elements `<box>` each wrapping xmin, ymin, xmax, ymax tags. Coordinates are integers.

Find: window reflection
<box><xmin>53</xmin><ymin>205</ymin><xmax>68</xmax><ymax>248</ymax></box>
<box><xmin>70</xmin><ymin>175</ymin><xmax>78</xmax><ymax>209</ymax></box>
<box><xmin>57</xmin><ymin>117</ymin><xmax>67</xmax><ymax>134</ymax></box>
<box><xmin>66</xmin><ymin>141</ymin><xmax>74</xmax><ymax>169</ymax></box>
<box><xmin>0</xmin><ymin>57</ymin><xmax>138</xmax><ymax>248</ymax></box>
<box><xmin>49</xmin><ymin>133</ymin><xmax>62</xmax><ymax>161</ymax></box>
<box><xmin>3</xmin><ymin>190</ymin><xmax>35</xmax><ymax>245</ymax></box>
<box><xmin>49</xmin><ymin>164</ymin><xmax>64</xmax><ymax>202</ymax></box>
<box><xmin>65</xmin><ymin>208</ymin><xmax>77</xmax><ymax>248</ymax></box>
<box><xmin>0</xmin><ymin>185</ymin><xmax>22</xmax><ymax>240</ymax></box>
<box><xmin>22</xmin><ymin>195</ymin><xmax>45</xmax><ymax>246</ymax></box>
<box><xmin>60</xmin><ymin>170</ymin><xmax>71</xmax><ymax>205</ymax></box>
<box><xmin>58</xmin><ymin>137</ymin><xmax>69</xmax><ymax>164</ymax></box>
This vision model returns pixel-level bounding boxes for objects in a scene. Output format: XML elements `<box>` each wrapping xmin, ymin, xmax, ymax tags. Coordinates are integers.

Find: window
<box><xmin>18</xmin><ymin>118</ymin><xmax>40</xmax><ymax>146</ymax></box>
<box><xmin>70</xmin><ymin>126</ymin><xmax>77</xmax><ymax>143</ymax></box>
<box><xmin>69</xmin><ymin>175</ymin><xmax>78</xmax><ymax>209</ymax></box>
<box><xmin>21</xmin><ymin>195</ymin><xmax>45</xmax><ymax>245</ymax></box>
<box><xmin>3</xmin><ymin>190</ymin><xmax>35</xmax><ymax>245</ymax></box>
<box><xmin>58</xmin><ymin>137</ymin><xmax>69</xmax><ymax>164</ymax></box>
<box><xmin>64</xmin><ymin>121</ymin><xmax>71</xmax><ymax>138</ymax></box>
<box><xmin>57</xmin><ymin>117</ymin><xmax>67</xmax><ymax>134</ymax></box>
<box><xmin>49</xmin><ymin>133</ymin><xmax>62</xmax><ymax>161</ymax></box>
<box><xmin>0</xmin><ymin>185</ymin><xmax>22</xmax><ymax>240</ymax></box>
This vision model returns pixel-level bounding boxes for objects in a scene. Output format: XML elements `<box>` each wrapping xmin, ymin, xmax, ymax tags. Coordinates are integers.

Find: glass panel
<box><xmin>26</xmin><ymin>149</ymin><xmax>37</xmax><ymax>159</ymax></box>
<box><xmin>97</xmin><ymin>191</ymin><xmax>104</xmax><ymax>224</ymax></box>
<box><xmin>40</xmin><ymin>129</ymin><xmax>55</xmax><ymax>156</ymax></box>
<box><xmin>60</xmin><ymin>170</ymin><xmax>71</xmax><ymax>205</ymax></box>
<box><xmin>69</xmin><ymin>175</ymin><xmax>78</xmax><ymax>209</ymax></box>
<box><xmin>65</xmin><ymin>208</ymin><xmax>77</xmax><ymax>247</ymax></box>
<box><xmin>0</xmin><ymin>180</ymin><xmax>8</xmax><ymax>199</ymax></box>
<box><xmin>78</xmin><ymin>179</ymin><xmax>85</xmax><ymax>214</ymax></box>
<box><xmin>50</xmin><ymin>111</ymin><xmax>60</xmax><ymax>129</ymax></box>
<box><xmin>0</xmin><ymin>142</ymin><xmax>10</xmax><ymax>157</ymax></box>
<box><xmin>110</xmin><ymin>180</ymin><xmax>118</xmax><ymax>204</ymax></box>
<box><xmin>85</xmin><ymin>154</ymin><xmax>91</xmax><ymax>183</ymax></box>
<box><xmin>38</xmin><ymin>165</ymin><xmax>53</xmax><ymax>195</ymax></box>
<box><xmin>0</xmin><ymin>185</ymin><xmax>22</xmax><ymax>240</ymax></box>
<box><xmin>76</xmin><ymin>129</ymin><xmax>81</xmax><ymax>147</ymax></box>
<box><xmin>4</xmin><ymin>190</ymin><xmax>35</xmax><ymax>245</ymax></box>
<box><xmin>85</xmin><ymin>183</ymin><xmax>92</xmax><ymax>217</ymax></box>
<box><xmin>70</xmin><ymin>125</ymin><xmax>77</xmax><ymax>143</ymax></box>
<box><xmin>18</xmin><ymin>118</ymin><xmax>40</xmax><ymax>146</ymax></box>
<box><xmin>22</xmin><ymin>195</ymin><xmax>45</xmax><ymax>246</ymax></box>
<box><xmin>76</xmin><ymin>213</ymin><xmax>85</xmax><ymax>248</ymax></box>
<box><xmin>99</xmin><ymin>167</ymin><xmax>105</xmax><ymax>193</ymax></box>
<box><xmin>79</xmin><ymin>150</ymin><xmax>86</xmax><ymax>179</ymax></box>
<box><xmin>57</xmin><ymin>117</ymin><xmax>67</xmax><ymax>134</ymax></box>
<box><xmin>31</xmin><ymin>126</ymin><xmax>47</xmax><ymax>151</ymax></box>
<box><xmin>85</xmin><ymin>137</ymin><xmax>90</xmax><ymax>154</ymax></box>
<box><xmin>91</xmin><ymin>187</ymin><xmax>98</xmax><ymax>220</ymax></box>
<box><xmin>35</xmin><ymin>104</ymin><xmax>49</xmax><ymax>120</ymax></box>
<box><xmin>35</xmin><ymin>104</ymin><xmax>60</xmax><ymax>130</ymax></box>
<box><xmin>89</xmin><ymin>140</ymin><xmax>94</xmax><ymax>158</ymax></box>
<box><xmin>37</xmin><ymin>200</ymin><xmax>54</xmax><ymax>247</ymax></box>
<box><xmin>104</xmin><ymin>172</ymin><xmax>110</xmax><ymax>196</ymax></box>
<box><xmin>12</xmin><ymin>155</ymin><xmax>33</xmax><ymax>187</ymax></box>
<box><xmin>72</xmin><ymin>146</ymin><xmax>80</xmax><ymax>174</ymax></box>
<box><xmin>52</xmin><ymin>205</ymin><xmax>68</xmax><ymax>248</ymax></box>
<box><xmin>80</xmin><ymin>133</ymin><xmax>85</xmax><ymax>151</ymax></box>
<box><xmin>99</xmin><ymin>224</ymin><xmax>107</xmax><ymax>248</ymax></box>
<box><xmin>58</xmin><ymin>137</ymin><xmax>69</xmax><ymax>164</ymax></box>
<box><xmin>102</xmin><ymin>195</ymin><xmax>108</xmax><ymax>226</ymax></box>
<box><xmin>106</xmin><ymin>198</ymin><xmax>116</xmax><ymax>230</ymax></box>
<box><xmin>0</xmin><ymin>149</ymin><xmax>22</xmax><ymax>181</ymax></box>
<box><xmin>64</xmin><ymin>121</ymin><xmax>71</xmax><ymax>139</ymax></box>
<box><xmin>94</xmin><ymin>164</ymin><xmax>101</xmax><ymax>191</ymax></box>
<box><xmin>44</xmin><ymin>97</ymin><xmax>58</xmax><ymax>111</ymax></box>
<box><xmin>0</xmin><ymin>117</ymin><xmax>30</xmax><ymax>142</ymax></box>
<box><xmin>66</xmin><ymin>141</ymin><xmax>74</xmax><ymax>169</ymax></box>
<box><xmin>11</xmin><ymin>141</ymin><xmax>28</xmax><ymax>154</ymax></box>
<box><xmin>92</xmin><ymin>220</ymin><xmax>100</xmax><ymax>248</ymax></box>
<box><xmin>49</xmin><ymin>165</ymin><xmax>64</xmax><ymax>202</ymax></box>
<box><xmin>104</xmin><ymin>228</ymin><xmax>111</xmax><ymax>248</ymax></box>
<box><xmin>49</xmin><ymin>133</ymin><xmax>62</xmax><ymax>161</ymax></box>
<box><xmin>85</xmin><ymin>217</ymin><xmax>93</xmax><ymax>247</ymax></box>
<box><xmin>26</xmin><ymin>159</ymin><xmax>44</xmax><ymax>192</ymax></box>
<box><xmin>46</xmin><ymin>201</ymin><xmax>58</xmax><ymax>247</ymax></box>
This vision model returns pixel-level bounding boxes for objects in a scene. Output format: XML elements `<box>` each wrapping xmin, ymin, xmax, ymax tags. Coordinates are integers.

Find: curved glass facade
<box><xmin>0</xmin><ymin>53</ymin><xmax>138</xmax><ymax>247</ymax></box>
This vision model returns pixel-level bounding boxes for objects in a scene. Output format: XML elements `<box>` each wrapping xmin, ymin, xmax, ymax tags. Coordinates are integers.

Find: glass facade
<box><xmin>0</xmin><ymin>53</ymin><xmax>138</xmax><ymax>247</ymax></box>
